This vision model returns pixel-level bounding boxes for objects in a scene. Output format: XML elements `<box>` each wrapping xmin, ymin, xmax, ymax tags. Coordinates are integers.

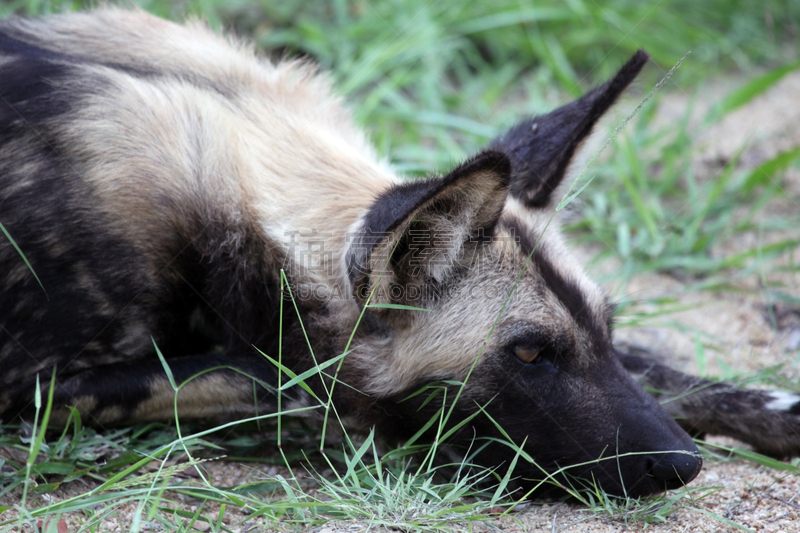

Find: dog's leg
<box><xmin>4</xmin><ymin>353</ymin><xmax>316</xmax><ymax>427</ymax></box>
<box><xmin>617</xmin><ymin>344</ymin><xmax>800</xmax><ymax>458</ymax></box>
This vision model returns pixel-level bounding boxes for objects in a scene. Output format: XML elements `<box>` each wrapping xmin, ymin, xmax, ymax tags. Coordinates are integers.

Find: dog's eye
<box><xmin>514</xmin><ymin>345</ymin><xmax>541</xmax><ymax>364</ymax></box>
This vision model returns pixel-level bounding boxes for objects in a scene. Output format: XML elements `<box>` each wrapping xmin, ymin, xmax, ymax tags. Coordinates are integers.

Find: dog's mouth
<box><xmin>508</xmin><ymin>445</ymin><xmax>703</xmax><ymax>499</ymax></box>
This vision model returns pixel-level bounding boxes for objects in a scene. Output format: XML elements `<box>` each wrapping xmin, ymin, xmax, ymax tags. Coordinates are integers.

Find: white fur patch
<box><xmin>765</xmin><ymin>391</ymin><xmax>800</xmax><ymax>412</ymax></box>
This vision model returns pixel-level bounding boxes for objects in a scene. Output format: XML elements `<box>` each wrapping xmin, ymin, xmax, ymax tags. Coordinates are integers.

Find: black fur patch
<box><xmin>0</xmin><ymin>30</ymin><xmax>71</xmax><ymax>61</ymax></box>
<box><xmin>502</xmin><ymin>216</ymin><xmax>608</xmax><ymax>353</ymax></box>
<box><xmin>0</xmin><ymin>56</ymin><xmax>80</xmax><ymax>137</ymax></box>
<box><xmin>0</xmin><ymin>125</ymin><xmax>147</xmax><ymax>408</ymax></box>
<box><xmin>0</xmin><ymin>25</ymin><xmax>232</xmax><ymax>100</ymax></box>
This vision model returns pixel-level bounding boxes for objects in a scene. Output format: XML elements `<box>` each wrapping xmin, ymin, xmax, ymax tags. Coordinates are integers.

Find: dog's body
<box><xmin>1</xmin><ymin>9</ymin><xmax>798</xmax><ymax>498</ymax></box>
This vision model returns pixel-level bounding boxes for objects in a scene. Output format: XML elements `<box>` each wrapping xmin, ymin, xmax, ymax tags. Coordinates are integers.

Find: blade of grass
<box><xmin>706</xmin><ymin>60</ymin><xmax>800</xmax><ymax>122</ymax></box>
<box><xmin>740</xmin><ymin>147</ymin><xmax>800</xmax><ymax>192</ymax></box>
<box><xmin>0</xmin><ymin>221</ymin><xmax>47</xmax><ymax>298</ymax></box>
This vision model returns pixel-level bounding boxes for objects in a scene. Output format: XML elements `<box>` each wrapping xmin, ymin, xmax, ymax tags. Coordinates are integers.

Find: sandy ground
<box><xmin>2</xmin><ymin>69</ymin><xmax>800</xmax><ymax>533</ymax></box>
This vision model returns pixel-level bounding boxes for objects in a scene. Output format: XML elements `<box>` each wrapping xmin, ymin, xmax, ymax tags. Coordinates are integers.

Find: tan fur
<box><xmin>10</xmin><ymin>8</ymin><xmax>394</xmax><ymax>288</ymax></box>
<box><xmin>48</xmin><ymin>395</ymin><xmax>98</xmax><ymax>426</ymax></box>
<box><xmin>131</xmin><ymin>374</ymin><xmax>254</xmax><ymax>423</ymax></box>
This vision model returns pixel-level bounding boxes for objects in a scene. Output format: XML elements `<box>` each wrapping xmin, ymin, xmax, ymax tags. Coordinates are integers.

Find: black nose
<box><xmin>646</xmin><ymin>451</ymin><xmax>703</xmax><ymax>490</ymax></box>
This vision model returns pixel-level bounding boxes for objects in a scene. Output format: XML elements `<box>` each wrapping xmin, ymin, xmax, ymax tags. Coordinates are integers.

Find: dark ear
<box><xmin>346</xmin><ymin>151</ymin><xmax>510</xmax><ymax>309</ymax></box>
<box><xmin>489</xmin><ymin>50</ymin><xmax>649</xmax><ymax>208</ymax></box>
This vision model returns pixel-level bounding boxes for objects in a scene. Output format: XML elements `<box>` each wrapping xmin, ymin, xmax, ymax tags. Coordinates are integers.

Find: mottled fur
<box><xmin>1</xmin><ymin>8</ymin><xmax>798</xmax><ymax>499</ymax></box>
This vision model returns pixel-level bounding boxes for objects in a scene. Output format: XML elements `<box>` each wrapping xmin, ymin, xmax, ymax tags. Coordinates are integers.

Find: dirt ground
<box><xmin>2</xmin><ymin>70</ymin><xmax>800</xmax><ymax>533</ymax></box>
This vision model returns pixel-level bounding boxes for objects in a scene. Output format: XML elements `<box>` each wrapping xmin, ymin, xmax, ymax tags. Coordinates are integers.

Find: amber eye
<box><xmin>513</xmin><ymin>345</ymin><xmax>541</xmax><ymax>364</ymax></box>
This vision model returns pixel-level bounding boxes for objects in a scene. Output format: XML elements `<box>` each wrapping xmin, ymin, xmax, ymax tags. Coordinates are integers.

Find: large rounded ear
<box><xmin>346</xmin><ymin>151</ymin><xmax>510</xmax><ymax>310</ymax></box>
<box><xmin>489</xmin><ymin>50</ymin><xmax>649</xmax><ymax>208</ymax></box>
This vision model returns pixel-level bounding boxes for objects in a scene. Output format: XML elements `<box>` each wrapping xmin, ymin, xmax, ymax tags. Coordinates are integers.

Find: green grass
<box><xmin>2</xmin><ymin>0</ymin><xmax>800</xmax><ymax>532</ymax></box>
<box><xmin>570</xmin><ymin>68</ymin><xmax>800</xmax><ymax>280</ymax></box>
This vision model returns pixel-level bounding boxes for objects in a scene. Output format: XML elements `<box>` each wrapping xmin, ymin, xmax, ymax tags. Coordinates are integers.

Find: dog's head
<box><xmin>344</xmin><ymin>51</ymin><xmax>700</xmax><ymax>498</ymax></box>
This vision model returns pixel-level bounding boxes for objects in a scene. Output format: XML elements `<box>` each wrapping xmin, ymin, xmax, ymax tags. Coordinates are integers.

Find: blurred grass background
<box><xmin>2</xmin><ymin>0</ymin><xmax>798</xmax><ymax>170</ymax></box>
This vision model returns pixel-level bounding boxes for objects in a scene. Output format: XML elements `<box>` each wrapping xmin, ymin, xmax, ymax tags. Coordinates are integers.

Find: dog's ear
<box><xmin>489</xmin><ymin>50</ymin><xmax>648</xmax><ymax>208</ymax></box>
<box><xmin>346</xmin><ymin>151</ymin><xmax>510</xmax><ymax>310</ymax></box>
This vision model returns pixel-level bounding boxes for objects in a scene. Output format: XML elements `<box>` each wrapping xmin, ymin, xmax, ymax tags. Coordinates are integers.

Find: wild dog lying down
<box><xmin>1</xmin><ymin>8</ymin><xmax>799</xmax><ymax>499</ymax></box>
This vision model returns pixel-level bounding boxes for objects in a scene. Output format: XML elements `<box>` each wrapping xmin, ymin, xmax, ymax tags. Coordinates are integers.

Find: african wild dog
<box><xmin>1</xmin><ymin>8</ymin><xmax>799</xmax><ymax>499</ymax></box>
